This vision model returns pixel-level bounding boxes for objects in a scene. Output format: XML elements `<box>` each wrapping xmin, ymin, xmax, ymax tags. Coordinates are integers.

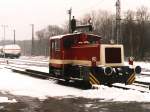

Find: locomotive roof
<box><xmin>50</xmin><ymin>32</ymin><xmax>102</xmax><ymax>40</ymax></box>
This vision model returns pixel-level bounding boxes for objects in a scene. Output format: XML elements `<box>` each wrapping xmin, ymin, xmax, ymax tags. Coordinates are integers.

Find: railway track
<box><xmin>0</xmin><ymin>58</ymin><xmax>48</xmax><ymax>67</ymax></box>
<box><xmin>111</xmin><ymin>73</ymin><xmax>150</xmax><ymax>93</ymax></box>
<box><xmin>4</xmin><ymin>65</ymin><xmax>92</xmax><ymax>89</ymax></box>
<box><xmin>5</xmin><ymin>65</ymin><xmax>49</xmax><ymax>79</ymax></box>
<box><xmin>2</xmin><ymin>57</ymin><xmax>150</xmax><ymax>91</ymax></box>
<box><xmin>4</xmin><ymin>64</ymin><xmax>150</xmax><ymax>92</ymax></box>
<box><xmin>106</xmin><ymin>72</ymin><xmax>150</xmax><ymax>92</ymax></box>
<box><xmin>112</xmin><ymin>83</ymin><xmax>150</xmax><ymax>93</ymax></box>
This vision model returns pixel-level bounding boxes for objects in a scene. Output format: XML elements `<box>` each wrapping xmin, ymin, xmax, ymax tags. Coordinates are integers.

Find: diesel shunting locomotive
<box><xmin>49</xmin><ymin>32</ymin><xmax>141</xmax><ymax>87</ymax></box>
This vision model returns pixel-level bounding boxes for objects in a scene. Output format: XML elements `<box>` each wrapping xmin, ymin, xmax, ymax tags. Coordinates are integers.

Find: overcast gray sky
<box><xmin>0</xmin><ymin>0</ymin><xmax>150</xmax><ymax>41</ymax></box>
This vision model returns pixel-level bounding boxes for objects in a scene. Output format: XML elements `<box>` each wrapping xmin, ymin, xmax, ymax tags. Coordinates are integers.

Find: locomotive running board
<box><xmin>89</xmin><ymin>72</ymin><xmax>100</xmax><ymax>86</ymax></box>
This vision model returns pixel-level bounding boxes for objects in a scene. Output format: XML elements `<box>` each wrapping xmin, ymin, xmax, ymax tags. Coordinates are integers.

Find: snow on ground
<box><xmin>134</xmin><ymin>61</ymin><xmax>150</xmax><ymax>71</ymax></box>
<box><xmin>134</xmin><ymin>61</ymin><xmax>150</xmax><ymax>83</ymax></box>
<box><xmin>0</xmin><ymin>97</ymin><xmax>17</xmax><ymax>103</ymax></box>
<box><xmin>0</xmin><ymin>64</ymin><xmax>150</xmax><ymax>102</ymax></box>
<box><xmin>19</xmin><ymin>56</ymin><xmax>49</xmax><ymax>61</ymax></box>
<box><xmin>28</xmin><ymin>66</ymin><xmax>49</xmax><ymax>73</ymax></box>
<box><xmin>136</xmin><ymin>75</ymin><xmax>150</xmax><ymax>82</ymax></box>
<box><xmin>0</xmin><ymin>57</ymin><xmax>150</xmax><ymax>102</ymax></box>
<box><xmin>83</xmin><ymin>86</ymin><xmax>150</xmax><ymax>102</ymax></box>
<box><xmin>125</xmin><ymin>61</ymin><xmax>150</xmax><ymax>83</ymax></box>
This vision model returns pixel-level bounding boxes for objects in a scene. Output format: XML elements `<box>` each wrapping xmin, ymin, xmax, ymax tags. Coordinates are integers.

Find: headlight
<box><xmin>104</xmin><ymin>67</ymin><xmax>113</xmax><ymax>76</ymax></box>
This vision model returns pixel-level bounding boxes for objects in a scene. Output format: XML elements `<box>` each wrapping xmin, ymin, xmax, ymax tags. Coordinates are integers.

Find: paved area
<box><xmin>0</xmin><ymin>92</ymin><xmax>150</xmax><ymax>112</ymax></box>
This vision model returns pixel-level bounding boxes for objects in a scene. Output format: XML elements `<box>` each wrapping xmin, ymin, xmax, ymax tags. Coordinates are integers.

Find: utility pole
<box><xmin>30</xmin><ymin>24</ymin><xmax>34</xmax><ymax>56</ymax></box>
<box><xmin>1</xmin><ymin>25</ymin><xmax>8</xmax><ymax>59</ymax></box>
<box><xmin>13</xmin><ymin>29</ymin><xmax>16</xmax><ymax>44</ymax></box>
<box><xmin>67</xmin><ymin>8</ymin><xmax>72</xmax><ymax>33</ymax></box>
<box><xmin>116</xmin><ymin>0</ymin><xmax>121</xmax><ymax>44</ymax></box>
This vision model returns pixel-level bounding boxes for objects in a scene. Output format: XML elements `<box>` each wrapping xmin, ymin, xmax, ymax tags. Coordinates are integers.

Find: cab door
<box><xmin>50</xmin><ymin>39</ymin><xmax>61</xmax><ymax>59</ymax></box>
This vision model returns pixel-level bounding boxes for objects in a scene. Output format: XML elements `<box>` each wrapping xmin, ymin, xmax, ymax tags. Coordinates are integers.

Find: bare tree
<box><xmin>136</xmin><ymin>6</ymin><xmax>150</xmax><ymax>59</ymax></box>
<box><xmin>79</xmin><ymin>10</ymin><xmax>114</xmax><ymax>43</ymax></box>
<box><xmin>36</xmin><ymin>25</ymin><xmax>66</xmax><ymax>56</ymax></box>
<box><xmin>122</xmin><ymin>10</ymin><xmax>136</xmax><ymax>57</ymax></box>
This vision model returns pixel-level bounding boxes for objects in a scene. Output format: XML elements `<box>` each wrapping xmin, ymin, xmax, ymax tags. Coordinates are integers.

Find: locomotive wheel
<box><xmin>106</xmin><ymin>83</ymin><xmax>113</xmax><ymax>87</ymax></box>
<box><xmin>81</xmin><ymin>81</ymin><xmax>92</xmax><ymax>89</ymax></box>
<box><xmin>64</xmin><ymin>77</ymin><xmax>70</xmax><ymax>83</ymax></box>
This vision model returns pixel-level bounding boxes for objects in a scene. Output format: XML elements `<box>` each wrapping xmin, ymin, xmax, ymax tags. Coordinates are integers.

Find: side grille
<box><xmin>105</xmin><ymin>48</ymin><xmax>121</xmax><ymax>63</ymax></box>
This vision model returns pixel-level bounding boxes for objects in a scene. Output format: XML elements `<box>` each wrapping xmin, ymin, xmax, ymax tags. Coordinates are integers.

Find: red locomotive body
<box><xmin>49</xmin><ymin>32</ymin><xmax>141</xmax><ymax>87</ymax></box>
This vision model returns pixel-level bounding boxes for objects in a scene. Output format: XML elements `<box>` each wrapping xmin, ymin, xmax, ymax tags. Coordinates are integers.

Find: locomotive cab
<box><xmin>49</xmin><ymin>32</ymin><xmax>141</xmax><ymax>87</ymax></box>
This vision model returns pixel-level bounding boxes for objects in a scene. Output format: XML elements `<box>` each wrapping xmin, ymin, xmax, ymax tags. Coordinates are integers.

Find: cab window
<box><xmin>51</xmin><ymin>39</ymin><xmax>60</xmax><ymax>51</ymax></box>
<box><xmin>63</xmin><ymin>38</ymin><xmax>74</xmax><ymax>49</ymax></box>
<box><xmin>55</xmin><ymin>39</ymin><xmax>60</xmax><ymax>51</ymax></box>
<box><xmin>51</xmin><ymin>41</ymin><xmax>55</xmax><ymax>50</ymax></box>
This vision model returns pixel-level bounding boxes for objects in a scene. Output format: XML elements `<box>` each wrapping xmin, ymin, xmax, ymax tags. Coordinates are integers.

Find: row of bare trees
<box><xmin>121</xmin><ymin>7</ymin><xmax>150</xmax><ymax>60</ymax></box>
<box><xmin>35</xmin><ymin>25</ymin><xmax>67</xmax><ymax>55</ymax></box>
<box><xmin>18</xmin><ymin>6</ymin><xmax>150</xmax><ymax>60</ymax></box>
<box><xmin>79</xmin><ymin>6</ymin><xmax>150</xmax><ymax>60</ymax></box>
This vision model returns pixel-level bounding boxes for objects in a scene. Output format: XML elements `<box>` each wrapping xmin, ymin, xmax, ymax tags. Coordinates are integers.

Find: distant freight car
<box><xmin>49</xmin><ymin>32</ymin><xmax>141</xmax><ymax>88</ymax></box>
<box><xmin>0</xmin><ymin>44</ymin><xmax>21</xmax><ymax>58</ymax></box>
